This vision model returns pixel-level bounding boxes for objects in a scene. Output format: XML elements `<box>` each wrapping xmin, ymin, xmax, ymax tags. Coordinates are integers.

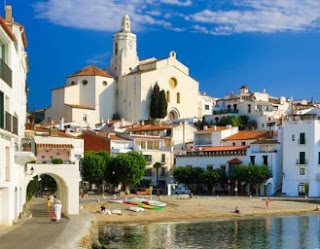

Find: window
<box><xmin>144</xmin><ymin>155</ymin><xmax>152</xmax><ymax>163</ymax></box>
<box><xmin>71</xmin><ymin>81</ymin><xmax>76</xmax><ymax>85</ymax></box>
<box><xmin>250</xmin><ymin>156</ymin><xmax>255</xmax><ymax>165</ymax></box>
<box><xmin>318</xmin><ymin>152</ymin><xmax>320</xmax><ymax>165</ymax></box>
<box><xmin>298</xmin><ymin>184</ymin><xmax>306</xmax><ymax>195</ymax></box>
<box><xmin>248</xmin><ymin>104</ymin><xmax>251</xmax><ymax>113</ymax></box>
<box><xmin>161</xmin><ymin>167</ymin><xmax>166</xmax><ymax>176</ymax></box>
<box><xmin>103</xmin><ymin>81</ymin><xmax>108</xmax><ymax>86</ymax></box>
<box><xmin>220</xmin><ymin>165</ymin><xmax>226</xmax><ymax>172</ymax></box>
<box><xmin>299</xmin><ymin>152</ymin><xmax>306</xmax><ymax>164</ymax></box>
<box><xmin>115</xmin><ymin>42</ymin><xmax>118</xmax><ymax>55</ymax></box>
<box><xmin>232</xmin><ymin>142</ymin><xmax>236</xmax><ymax>146</ymax></box>
<box><xmin>299</xmin><ymin>168</ymin><xmax>305</xmax><ymax>175</ymax></box>
<box><xmin>177</xmin><ymin>92</ymin><xmax>180</xmax><ymax>104</ymax></box>
<box><xmin>241</xmin><ymin>142</ymin><xmax>246</xmax><ymax>146</ymax></box>
<box><xmin>292</xmin><ymin>135</ymin><xmax>295</xmax><ymax>141</ymax></box>
<box><xmin>83</xmin><ymin>114</ymin><xmax>87</xmax><ymax>122</ymax></box>
<box><xmin>0</xmin><ymin>91</ymin><xmax>3</xmax><ymax>129</ymax></box>
<box><xmin>205</xmin><ymin>105</ymin><xmax>210</xmax><ymax>110</ymax></box>
<box><xmin>263</xmin><ymin>155</ymin><xmax>268</xmax><ymax>166</ymax></box>
<box><xmin>82</xmin><ymin>80</ymin><xmax>88</xmax><ymax>85</ymax></box>
<box><xmin>166</xmin><ymin>91</ymin><xmax>170</xmax><ymax>102</ymax></box>
<box><xmin>207</xmin><ymin>164</ymin><xmax>213</xmax><ymax>170</ymax></box>
<box><xmin>299</xmin><ymin>133</ymin><xmax>306</xmax><ymax>144</ymax></box>
<box><xmin>161</xmin><ymin>154</ymin><xmax>166</xmax><ymax>163</ymax></box>
<box><xmin>169</xmin><ymin>77</ymin><xmax>177</xmax><ymax>88</ymax></box>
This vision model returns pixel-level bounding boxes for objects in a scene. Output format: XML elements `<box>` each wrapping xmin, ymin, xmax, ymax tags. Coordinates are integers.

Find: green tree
<box><xmin>202</xmin><ymin>169</ymin><xmax>221</xmax><ymax>194</ymax></box>
<box><xmin>153</xmin><ymin>162</ymin><xmax>162</xmax><ymax>186</ymax></box>
<box><xmin>81</xmin><ymin>151</ymin><xmax>111</xmax><ymax>193</ymax></box>
<box><xmin>173</xmin><ymin>166</ymin><xmax>204</xmax><ymax>191</ymax></box>
<box><xmin>26</xmin><ymin>176</ymin><xmax>40</xmax><ymax>201</ymax></box>
<box><xmin>159</xmin><ymin>90</ymin><xmax>168</xmax><ymax>118</ymax></box>
<box><xmin>107</xmin><ymin>152</ymin><xmax>146</xmax><ymax>194</ymax></box>
<box><xmin>229</xmin><ymin>165</ymin><xmax>248</xmax><ymax>183</ymax></box>
<box><xmin>246</xmin><ymin>164</ymin><xmax>272</xmax><ymax>196</ymax></box>
<box><xmin>150</xmin><ymin>83</ymin><xmax>160</xmax><ymax>119</ymax></box>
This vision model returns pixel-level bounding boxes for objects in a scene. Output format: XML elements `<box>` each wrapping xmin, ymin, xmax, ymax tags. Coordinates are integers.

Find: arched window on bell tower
<box><xmin>166</xmin><ymin>91</ymin><xmax>170</xmax><ymax>102</ymax></box>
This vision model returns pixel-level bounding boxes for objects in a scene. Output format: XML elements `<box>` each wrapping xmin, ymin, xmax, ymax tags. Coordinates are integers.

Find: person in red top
<box><xmin>265</xmin><ymin>197</ymin><xmax>271</xmax><ymax>209</ymax></box>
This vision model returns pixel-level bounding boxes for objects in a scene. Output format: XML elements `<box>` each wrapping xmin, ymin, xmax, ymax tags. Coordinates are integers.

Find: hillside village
<box><xmin>2</xmin><ymin>7</ymin><xmax>320</xmax><ymax>229</ymax></box>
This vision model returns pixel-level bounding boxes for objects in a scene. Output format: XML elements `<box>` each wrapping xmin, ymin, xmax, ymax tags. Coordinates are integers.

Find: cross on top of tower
<box><xmin>121</xmin><ymin>15</ymin><xmax>131</xmax><ymax>32</ymax></box>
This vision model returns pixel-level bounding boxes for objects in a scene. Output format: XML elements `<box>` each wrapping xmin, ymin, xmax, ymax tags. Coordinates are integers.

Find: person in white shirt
<box><xmin>54</xmin><ymin>200</ymin><xmax>62</xmax><ymax>222</ymax></box>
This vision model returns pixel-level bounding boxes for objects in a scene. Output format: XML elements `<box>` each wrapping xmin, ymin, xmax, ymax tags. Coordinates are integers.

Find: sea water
<box><xmin>99</xmin><ymin>214</ymin><xmax>320</xmax><ymax>249</ymax></box>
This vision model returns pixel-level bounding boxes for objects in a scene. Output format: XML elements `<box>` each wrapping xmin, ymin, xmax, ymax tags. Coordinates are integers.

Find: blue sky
<box><xmin>7</xmin><ymin>0</ymin><xmax>320</xmax><ymax>109</ymax></box>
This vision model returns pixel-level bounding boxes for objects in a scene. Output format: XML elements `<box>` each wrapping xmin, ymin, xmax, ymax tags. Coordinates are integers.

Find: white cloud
<box><xmin>33</xmin><ymin>0</ymin><xmax>320</xmax><ymax>35</ymax></box>
<box><xmin>33</xmin><ymin>0</ymin><xmax>172</xmax><ymax>31</ymax></box>
<box><xmin>160</xmin><ymin>0</ymin><xmax>192</xmax><ymax>7</ymax></box>
<box><xmin>188</xmin><ymin>0</ymin><xmax>320</xmax><ymax>34</ymax></box>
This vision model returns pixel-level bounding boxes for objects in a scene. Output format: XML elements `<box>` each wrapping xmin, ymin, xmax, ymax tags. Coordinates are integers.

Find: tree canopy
<box><xmin>81</xmin><ymin>151</ymin><xmax>111</xmax><ymax>187</ymax></box>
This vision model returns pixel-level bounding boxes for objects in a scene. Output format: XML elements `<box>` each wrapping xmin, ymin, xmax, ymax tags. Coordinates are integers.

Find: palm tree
<box><xmin>153</xmin><ymin>162</ymin><xmax>162</xmax><ymax>186</ymax></box>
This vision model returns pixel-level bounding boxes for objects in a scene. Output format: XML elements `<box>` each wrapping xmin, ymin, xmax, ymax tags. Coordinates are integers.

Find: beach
<box><xmin>82</xmin><ymin>195</ymin><xmax>319</xmax><ymax>224</ymax></box>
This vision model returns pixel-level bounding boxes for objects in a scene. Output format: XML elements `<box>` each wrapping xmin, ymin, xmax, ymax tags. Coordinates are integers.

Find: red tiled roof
<box><xmin>0</xmin><ymin>17</ymin><xmax>16</xmax><ymax>42</ymax></box>
<box><xmin>37</xmin><ymin>143</ymin><xmax>74</xmax><ymax>149</ymax></box>
<box><xmin>191</xmin><ymin>146</ymin><xmax>249</xmax><ymax>152</ymax></box>
<box><xmin>128</xmin><ymin>124</ymin><xmax>172</xmax><ymax>132</ymax></box>
<box><xmin>251</xmin><ymin>139</ymin><xmax>279</xmax><ymax>145</ymax></box>
<box><xmin>227</xmin><ymin>158</ymin><xmax>243</xmax><ymax>164</ymax></box>
<box><xmin>222</xmin><ymin>130</ymin><xmax>270</xmax><ymax>141</ymax></box>
<box><xmin>78</xmin><ymin>132</ymin><xmax>111</xmax><ymax>152</ymax></box>
<box><xmin>95</xmin><ymin>132</ymin><xmax>130</xmax><ymax>141</ymax></box>
<box><xmin>196</xmin><ymin>126</ymin><xmax>229</xmax><ymax>133</ymax></box>
<box><xmin>67</xmin><ymin>65</ymin><xmax>113</xmax><ymax>78</ymax></box>
<box><xmin>65</xmin><ymin>104</ymin><xmax>95</xmax><ymax>110</ymax></box>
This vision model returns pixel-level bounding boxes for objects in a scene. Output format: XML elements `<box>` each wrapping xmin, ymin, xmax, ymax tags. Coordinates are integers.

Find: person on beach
<box><xmin>265</xmin><ymin>197</ymin><xmax>271</xmax><ymax>209</ymax></box>
<box><xmin>100</xmin><ymin>203</ymin><xmax>107</xmax><ymax>213</ymax></box>
<box><xmin>234</xmin><ymin>206</ymin><xmax>240</xmax><ymax>214</ymax></box>
<box><xmin>49</xmin><ymin>194</ymin><xmax>55</xmax><ymax>204</ymax></box>
<box><xmin>54</xmin><ymin>200</ymin><xmax>62</xmax><ymax>223</ymax></box>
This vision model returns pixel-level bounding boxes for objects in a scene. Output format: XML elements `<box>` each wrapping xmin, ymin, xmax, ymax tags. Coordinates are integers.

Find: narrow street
<box><xmin>0</xmin><ymin>198</ymin><xmax>68</xmax><ymax>249</ymax></box>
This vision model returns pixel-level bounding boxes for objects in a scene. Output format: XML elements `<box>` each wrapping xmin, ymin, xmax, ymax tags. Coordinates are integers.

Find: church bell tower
<box><xmin>110</xmin><ymin>15</ymin><xmax>139</xmax><ymax>77</ymax></box>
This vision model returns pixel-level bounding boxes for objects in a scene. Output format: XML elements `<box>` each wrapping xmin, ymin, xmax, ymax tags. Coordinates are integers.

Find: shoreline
<box><xmin>82</xmin><ymin>196</ymin><xmax>320</xmax><ymax>227</ymax></box>
<box><xmin>98</xmin><ymin>209</ymin><xmax>318</xmax><ymax>226</ymax></box>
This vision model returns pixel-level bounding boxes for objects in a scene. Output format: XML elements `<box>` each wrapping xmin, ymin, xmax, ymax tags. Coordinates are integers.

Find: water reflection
<box><xmin>99</xmin><ymin>214</ymin><xmax>320</xmax><ymax>249</ymax></box>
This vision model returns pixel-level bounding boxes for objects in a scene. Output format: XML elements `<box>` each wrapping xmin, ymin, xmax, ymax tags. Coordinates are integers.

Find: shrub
<box><xmin>51</xmin><ymin>158</ymin><xmax>63</xmax><ymax>164</ymax></box>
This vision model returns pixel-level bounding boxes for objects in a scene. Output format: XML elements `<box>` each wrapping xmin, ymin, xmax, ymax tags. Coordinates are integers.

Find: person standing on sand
<box><xmin>265</xmin><ymin>197</ymin><xmax>271</xmax><ymax>209</ymax></box>
<box><xmin>54</xmin><ymin>200</ymin><xmax>62</xmax><ymax>223</ymax></box>
<box><xmin>46</xmin><ymin>197</ymin><xmax>53</xmax><ymax>211</ymax></box>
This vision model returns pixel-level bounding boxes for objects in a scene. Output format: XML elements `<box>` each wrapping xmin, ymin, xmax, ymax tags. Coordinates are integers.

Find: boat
<box><xmin>128</xmin><ymin>197</ymin><xmax>167</xmax><ymax>207</ymax></box>
<box><xmin>128</xmin><ymin>206</ymin><xmax>144</xmax><ymax>212</ymax></box>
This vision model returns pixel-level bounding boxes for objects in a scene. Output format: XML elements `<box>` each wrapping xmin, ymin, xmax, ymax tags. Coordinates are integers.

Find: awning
<box><xmin>37</xmin><ymin>143</ymin><xmax>74</xmax><ymax>149</ymax></box>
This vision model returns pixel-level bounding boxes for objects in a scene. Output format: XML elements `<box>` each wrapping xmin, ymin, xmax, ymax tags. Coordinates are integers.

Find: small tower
<box><xmin>110</xmin><ymin>15</ymin><xmax>139</xmax><ymax>77</ymax></box>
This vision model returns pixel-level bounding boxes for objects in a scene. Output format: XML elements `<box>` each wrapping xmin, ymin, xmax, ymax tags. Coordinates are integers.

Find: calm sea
<box><xmin>99</xmin><ymin>214</ymin><xmax>320</xmax><ymax>249</ymax></box>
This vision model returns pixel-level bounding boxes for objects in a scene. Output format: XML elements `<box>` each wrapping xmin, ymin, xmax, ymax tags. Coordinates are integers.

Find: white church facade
<box><xmin>45</xmin><ymin>15</ymin><xmax>200</xmax><ymax>127</ymax></box>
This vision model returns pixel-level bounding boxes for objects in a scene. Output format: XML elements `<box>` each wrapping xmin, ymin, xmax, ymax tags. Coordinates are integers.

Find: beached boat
<box><xmin>128</xmin><ymin>197</ymin><xmax>167</xmax><ymax>207</ymax></box>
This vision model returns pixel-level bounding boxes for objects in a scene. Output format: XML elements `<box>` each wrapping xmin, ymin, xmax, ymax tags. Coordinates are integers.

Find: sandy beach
<box><xmin>82</xmin><ymin>195</ymin><xmax>320</xmax><ymax>225</ymax></box>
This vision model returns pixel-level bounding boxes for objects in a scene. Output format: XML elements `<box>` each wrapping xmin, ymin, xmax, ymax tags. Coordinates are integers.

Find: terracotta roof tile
<box><xmin>68</xmin><ymin>65</ymin><xmax>113</xmax><ymax>78</ymax></box>
<box><xmin>196</xmin><ymin>126</ymin><xmax>229</xmax><ymax>133</ymax></box>
<box><xmin>128</xmin><ymin>124</ymin><xmax>172</xmax><ymax>132</ymax></box>
<box><xmin>78</xmin><ymin>132</ymin><xmax>110</xmax><ymax>152</ymax></box>
<box><xmin>0</xmin><ymin>17</ymin><xmax>16</xmax><ymax>42</ymax></box>
<box><xmin>191</xmin><ymin>146</ymin><xmax>249</xmax><ymax>152</ymax></box>
<box><xmin>222</xmin><ymin>130</ymin><xmax>270</xmax><ymax>141</ymax></box>
<box><xmin>37</xmin><ymin>143</ymin><xmax>74</xmax><ymax>149</ymax></box>
<box><xmin>251</xmin><ymin>139</ymin><xmax>279</xmax><ymax>145</ymax></box>
<box><xmin>65</xmin><ymin>104</ymin><xmax>95</xmax><ymax>110</ymax></box>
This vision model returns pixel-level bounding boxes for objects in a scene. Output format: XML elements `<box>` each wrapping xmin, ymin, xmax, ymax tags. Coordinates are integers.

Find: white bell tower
<box><xmin>110</xmin><ymin>15</ymin><xmax>139</xmax><ymax>77</ymax></box>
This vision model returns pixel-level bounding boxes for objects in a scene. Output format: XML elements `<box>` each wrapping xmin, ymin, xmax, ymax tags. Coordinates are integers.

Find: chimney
<box><xmin>5</xmin><ymin>5</ymin><xmax>13</xmax><ymax>23</ymax></box>
<box><xmin>59</xmin><ymin>118</ymin><xmax>64</xmax><ymax>130</ymax></box>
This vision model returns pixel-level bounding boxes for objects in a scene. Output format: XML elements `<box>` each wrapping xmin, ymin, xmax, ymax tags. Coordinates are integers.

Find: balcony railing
<box><xmin>296</xmin><ymin>159</ymin><xmax>308</xmax><ymax>165</ymax></box>
<box><xmin>213</xmin><ymin>109</ymin><xmax>239</xmax><ymax>115</ymax></box>
<box><xmin>0</xmin><ymin>58</ymin><xmax>12</xmax><ymax>87</ymax></box>
<box><xmin>4</xmin><ymin>111</ymin><xmax>18</xmax><ymax>135</ymax></box>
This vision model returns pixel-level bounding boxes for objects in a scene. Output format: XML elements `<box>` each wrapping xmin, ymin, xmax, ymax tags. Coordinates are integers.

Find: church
<box><xmin>45</xmin><ymin>15</ymin><xmax>200</xmax><ymax>127</ymax></box>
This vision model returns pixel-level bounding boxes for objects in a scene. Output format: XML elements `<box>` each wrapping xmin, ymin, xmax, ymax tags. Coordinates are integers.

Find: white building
<box><xmin>282</xmin><ymin>112</ymin><xmax>320</xmax><ymax>197</ymax></box>
<box><xmin>198</xmin><ymin>92</ymin><xmax>217</xmax><ymax>117</ymax></box>
<box><xmin>212</xmin><ymin>86</ymin><xmax>291</xmax><ymax>130</ymax></box>
<box><xmin>45</xmin><ymin>15</ymin><xmax>201</xmax><ymax>127</ymax></box>
<box><xmin>0</xmin><ymin>6</ymin><xmax>36</xmax><ymax>226</ymax></box>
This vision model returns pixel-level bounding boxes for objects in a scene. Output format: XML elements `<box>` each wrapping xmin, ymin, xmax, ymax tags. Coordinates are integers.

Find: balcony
<box><xmin>296</xmin><ymin>159</ymin><xmax>308</xmax><ymax>165</ymax></box>
<box><xmin>1</xmin><ymin>111</ymin><xmax>18</xmax><ymax>135</ymax></box>
<box><xmin>213</xmin><ymin>109</ymin><xmax>239</xmax><ymax>115</ymax></box>
<box><xmin>0</xmin><ymin>58</ymin><xmax>12</xmax><ymax>87</ymax></box>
